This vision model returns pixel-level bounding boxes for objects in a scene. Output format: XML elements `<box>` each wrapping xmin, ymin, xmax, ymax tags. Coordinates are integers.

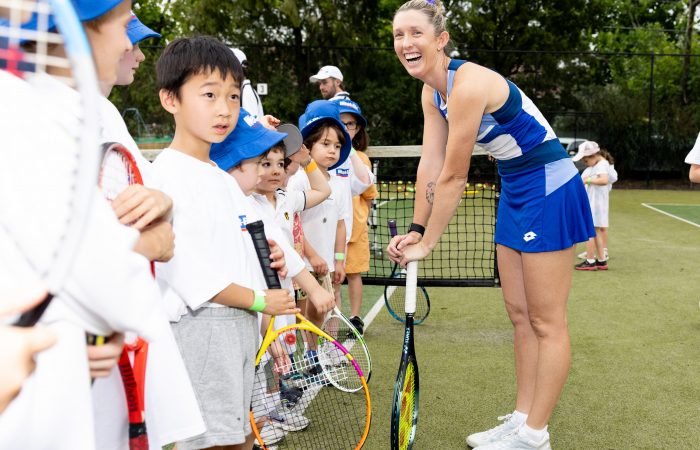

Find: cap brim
<box><xmin>300</xmin><ymin>118</ymin><xmax>351</xmax><ymax>170</ymax></box>
<box><xmin>127</xmin><ymin>22</ymin><xmax>161</xmax><ymax>44</ymax></box>
<box><xmin>277</xmin><ymin>124</ymin><xmax>303</xmax><ymax>158</ymax></box>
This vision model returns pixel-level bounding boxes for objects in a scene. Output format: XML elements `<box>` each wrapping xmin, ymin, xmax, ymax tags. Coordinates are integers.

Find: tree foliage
<box><xmin>110</xmin><ymin>0</ymin><xmax>700</xmax><ymax>178</ymax></box>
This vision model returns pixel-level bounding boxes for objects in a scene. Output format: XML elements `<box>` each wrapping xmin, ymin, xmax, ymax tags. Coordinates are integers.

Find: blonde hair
<box><xmin>395</xmin><ymin>0</ymin><xmax>448</xmax><ymax>37</ymax></box>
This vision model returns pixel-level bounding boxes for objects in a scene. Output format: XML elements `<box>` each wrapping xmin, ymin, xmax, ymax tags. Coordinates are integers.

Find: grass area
<box><xmin>643</xmin><ymin>203</ymin><xmax>700</xmax><ymax>227</ymax></box>
<box><xmin>358</xmin><ymin>189</ymin><xmax>700</xmax><ymax>449</ymax></box>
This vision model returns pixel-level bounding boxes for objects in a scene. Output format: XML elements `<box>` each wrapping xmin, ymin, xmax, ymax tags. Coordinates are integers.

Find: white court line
<box><xmin>641</xmin><ymin>203</ymin><xmax>700</xmax><ymax>229</ymax></box>
<box><xmin>363</xmin><ymin>286</ymin><xmax>395</xmax><ymax>329</ymax></box>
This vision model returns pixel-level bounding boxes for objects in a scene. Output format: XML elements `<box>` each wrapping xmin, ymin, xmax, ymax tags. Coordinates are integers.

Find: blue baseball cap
<box><xmin>126</xmin><ymin>11</ymin><xmax>160</xmax><ymax>45</ymax></box>
<box><xmin>298</xmin><ymin>100</ymin><xmax>351</xmax><ymax>170</ymax></box>
<box><xmin>210</xmin><ymin>110</ymin><xmax>289</xmax><ymax>172</ymax></box>
<box><xmin>72</xmin><ymin>0</ymin><xmax>124</xmax><ymax>21</ymax></box>
<box><xmin>333</xmin><ymin>98</ymin><xmax>367</xmax><ymax>129</ymax></box>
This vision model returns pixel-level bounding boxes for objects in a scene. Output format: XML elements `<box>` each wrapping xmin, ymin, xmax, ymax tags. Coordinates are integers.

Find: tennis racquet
<box><xmin>321</xmin><ymin>305</ymin><xmax>372</xmax><ymax>389</ymax></box>
<box><xmin>390</xmin><ymin>260</ymin><xmax>420</xmax><ymax>450</ymax></box>
<box><xmin>246</xmin><ymin>220</ymin><xmax>371</xmax><ymax>450</ymax></box>
<box><xmin>385</xmin><ymin>219</ymin><xmax>430</xmax><ymax>325</ymax></box>
<box><xmin>97</xmin><ymin>142</ymin><xmax>151</xmax><ymax>450</ymax></box>
<box><xmin>1</xmin><ymin>0</ymin><xmax>101</xmax><ymax>326</ymax></box>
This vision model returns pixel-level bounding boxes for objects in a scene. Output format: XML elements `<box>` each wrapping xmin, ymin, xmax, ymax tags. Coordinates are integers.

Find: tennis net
<box><xmin>364</xmin><ymin>145</ymin><xmax>499</xmax><ymax>287</ymax></box>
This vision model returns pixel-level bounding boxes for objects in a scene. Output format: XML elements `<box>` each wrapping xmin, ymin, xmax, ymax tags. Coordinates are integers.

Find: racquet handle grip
<box><xmin>13</xmin><ymin>293</ymin><xmax>54</xmax><ymax>327</ymax></box>
<box><xmin>246</xmin><ymin>220</ymin><xmax>282</xmax><ymax>290</ymax></box>
<box><xmin>405</xmin><ymin>261</ymin><xmax>418</xmax><ymax>315</ymax></box>
<box><xmin>388</xmin><ymin>219</ymin><xmax>398</xmax><ymax>238</ymax></box>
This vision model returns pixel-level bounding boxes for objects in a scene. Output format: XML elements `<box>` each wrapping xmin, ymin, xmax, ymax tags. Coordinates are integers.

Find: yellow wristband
<box><xmin>304</xmin><ymin>160</ymin><xmax>318</xmax><ymax>174</ymax></box>
<box><xmin>249</xmin><ymin>290</ymin><xmax>267</xmax><ymax>312</ymax></box>
<box><xmin>334</xmin><ymin>252</ymin><xmax>345</xmax><ymax>261</ymax></box>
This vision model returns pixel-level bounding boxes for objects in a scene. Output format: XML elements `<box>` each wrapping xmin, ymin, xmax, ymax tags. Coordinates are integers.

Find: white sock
<box><xmin>519</xmin><ymin>423</ymin><xmax>548</xmax><ymax>442</ymax></box>
<box><xmin>586</xmin><ymin>258</ymin><xmax>596</xmax><ymax>264</ymax></box>
<box><xmin>511</xmin><ymin>410</ymin><xmax>528</xmax><ymax>425</ymax></box>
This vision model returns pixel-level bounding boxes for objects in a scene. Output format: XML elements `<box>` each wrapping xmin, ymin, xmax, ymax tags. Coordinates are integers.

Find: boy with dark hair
<box><xmin>152</xmin><ymin>36</ymin><xmax>298</xmax><ymax>450</ymax></box>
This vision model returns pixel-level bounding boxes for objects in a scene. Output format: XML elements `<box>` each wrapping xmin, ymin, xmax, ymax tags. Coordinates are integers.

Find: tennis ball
<box><xmin>476</xmin><ymin>183</ymin><xmax>483</xmax><ymax>188</ymax></box>
<box><xmin>407</xmin><ymin>187</ymin><xmax>415</xmax><ymax>192</ymax></box>
<box><xmin>398</xmin><ymin>180</ymin><xmax>403</xmax><ymax>185</ymax></box>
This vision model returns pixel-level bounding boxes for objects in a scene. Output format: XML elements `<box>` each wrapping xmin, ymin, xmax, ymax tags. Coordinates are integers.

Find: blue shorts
<box><xmin>495</xmin><ymin>157</ymin><xmax>595</xmax><ymax>252</ymax></box>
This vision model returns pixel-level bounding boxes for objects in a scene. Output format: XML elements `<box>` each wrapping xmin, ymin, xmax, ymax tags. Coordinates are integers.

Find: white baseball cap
<box><xmin>309</xmin><ymin>65</ymin><xmax>343</xmax><ymax>83</ymax></box>
<box><xmin>230</xmin><ymin>48</ymin><xmax>247</xmax><ymax>64</ymax></box>
<box><xmin>572</xmin><ymin>141</ymin><xmax>600</xmax><ymax>161</ymax></box>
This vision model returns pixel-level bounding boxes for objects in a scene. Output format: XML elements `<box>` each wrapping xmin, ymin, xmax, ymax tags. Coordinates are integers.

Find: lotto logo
<box><xmin>336</xmin><ymin>168</ymin><xmax>350</xmax><ymax>178</ymax></box>
<box><xmin>523</xmin><ymin>231</ymin><xmax>537</xmax><ymax>242</ymax></box>
<box><xmin>239</xmin><ymin>214</ymin><xmax>248</xmax><ymax>231</ymax></box>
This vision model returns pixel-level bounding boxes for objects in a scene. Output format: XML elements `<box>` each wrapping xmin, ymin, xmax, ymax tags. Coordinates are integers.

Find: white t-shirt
<box><xmin>0</xmin><ymin>72</ymin><xmax>164</xmax><ymax>449</ymax></box>
<box><xmin>241</xmin><ymin>80</ymin><xmax>264</xmax><ymax>122</ymax></box>
<box><xmin>92</xmin><ymin>98</ymin><xmax>205</xmax><ymax>450</ymax></box>
<box><xmin>582</xmin><ymin>159</ymin><xmax>611</xmax><ymax>228</ymax></box>
<box><xmin>331</xmin><ymin>158</ymin><xmax>373</xmax><ymax>243</ymax></box>
<box><xmin>685</xmin><ymin>132</ymin><xmax>700</xmax><ymax>165</ymax></box>
<box><xmin>288</xmin><ymin>171</ymin><xmax>349</xmax><ymax>270</ymax></box>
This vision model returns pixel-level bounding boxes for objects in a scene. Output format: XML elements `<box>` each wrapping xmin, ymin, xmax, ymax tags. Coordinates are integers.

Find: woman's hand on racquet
<box><xmin>133</xmin><ymin>220</ymin><xmax>175</xmax><ymax>262</ymax></box>
<box><xmin>387</xmin><ymin>232</ymin><xmax>422</xmax><ymax>263</ymax></box>
<box><xmin>86</xmin><ymin>332</ymin><xmax>125</xmax><ymax>379</ymax></box>
<box><xmin>396</xmin><ymin>241</ymin><xmax>431</xmax><ymax>268</ymax></box>
<box><xmin>267</xmin><ymin>239</ymin><xmax>288</xmax><ymax>280</ymax></box>
<box><xmin>111</xmin><ymin>185</ymin><xmax>173</xmax><ymax>230</ymax></box>
<box><xmin>260</xmin><ymin>290</ymin><xmax>300</xmax><ymax>316</ymax></box>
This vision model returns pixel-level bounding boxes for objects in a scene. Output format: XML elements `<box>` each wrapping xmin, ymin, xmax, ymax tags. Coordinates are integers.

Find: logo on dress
<box><xmin>523</xmin><ymin>231</ymin><xmax>537</xmax><ymax>242</ymax></box>
<box><xmin>239</xmin><ymin>214</ymin><xmax>248</xmax><ymax>232</ymax></box>
<box><xmin>335</xmin><ymin>168</ymin><xmax>349</xmax><ymax>178</ymax></box>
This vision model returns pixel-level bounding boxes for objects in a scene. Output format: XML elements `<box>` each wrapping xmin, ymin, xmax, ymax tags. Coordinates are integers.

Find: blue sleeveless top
<box><xmin>434</xmin><ymin>59</ymin><xmax>566</xmax><ymax>173</ymax></box>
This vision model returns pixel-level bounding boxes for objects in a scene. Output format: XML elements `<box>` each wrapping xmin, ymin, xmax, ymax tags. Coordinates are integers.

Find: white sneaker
<box><xmin>577</xmin><ymin>251</ymin><xmax>587</xmax><ymax>260</ymax></box>
<box><xmin>269</xmin><ymin>408</ymin><xmax>310</xmax><ymax>431</ymax></box>
<box><xmin>474</xmin><ymin>428</ymin><xmax>551</xmax><ymax>450</ymax></box>
<box><xmin>256</xmin><ymin>422</ymin><xmax>285</xmax><ymax>446</ymax></box>
<box><xmin>466</xmin><ymin>414</ymin><xmax>522</xmax><ymax>448</ymax></box>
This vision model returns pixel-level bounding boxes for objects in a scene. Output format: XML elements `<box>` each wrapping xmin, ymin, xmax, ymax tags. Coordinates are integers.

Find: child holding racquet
<box><xmin>152</xmin><ymin>36</ymin><xmax>299</xmax><ymax>450</ymax></box>
<box><xmin>92</xmin><ymin>12</ymin><xmax>206</xmax><ymax>450</ymax></box>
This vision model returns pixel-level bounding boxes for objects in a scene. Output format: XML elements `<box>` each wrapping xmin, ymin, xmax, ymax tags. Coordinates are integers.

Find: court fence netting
<box><xmin>364</xmin><ymin>145</ymin><xmax>499</xmax><ymax>288</ymax></box>
<box><xmin>142</xmin><ymin>145</ymin><xmax>501</xmax><ymax>288</ymax></box>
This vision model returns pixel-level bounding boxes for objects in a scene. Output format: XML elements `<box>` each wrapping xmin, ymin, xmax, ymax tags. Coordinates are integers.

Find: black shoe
<box><xmin>349</xmin><ymin>316</ymin><xmax>364</xmax><ymax>336</ymax></box>
<box><xmin>575</xmin><ymin>260</ymin><xmax>597</xmax><ymax>271</ymax></box>
<box><xmin>279</xmin><ymin>375</ymin><xmax>304</xmax><ymax>408</ymax></box>
<box><xmin>595</xmin><ymin>259</ymin><xmax>608</xmax><ymax>270</ymax></box>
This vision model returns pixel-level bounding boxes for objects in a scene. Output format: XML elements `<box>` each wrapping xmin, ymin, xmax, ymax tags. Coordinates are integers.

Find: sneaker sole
<box><xmin>596</xmin><ymin>266</ymin><xmax>608</xmax><ymax>270</ymax></box>
<box><xmin>575</xmin><ymin>266</ymin><xmax>597</xmax><ymax>271</ymax></box>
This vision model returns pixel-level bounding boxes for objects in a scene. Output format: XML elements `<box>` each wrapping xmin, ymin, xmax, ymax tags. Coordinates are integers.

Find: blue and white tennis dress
<box><xmin>436</xmin><ymin>59</ymin><xmax>594</xmax><ymax>252</ymax></box>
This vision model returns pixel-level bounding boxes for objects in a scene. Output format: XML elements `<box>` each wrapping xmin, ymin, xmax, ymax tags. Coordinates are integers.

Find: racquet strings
<box><xmin>251</xmin><ymin>327</ymin><xmax>369</xmax><ymax>449</ymax></box>
<box><xmin>387</xmin><ymin>279</ymin><xmax>429</xmax><ymax>322</ymax></box>
<box><xmin>100</xmin><ymin>149</ymin><xmax>138</xmax><ymax>202</ymax></box>
<box><xmin>397</xmin><ymin>360</ymin><xmax>417</xmax><ymax>450</ymax></box>
<box><xmin>321</xmin><ymin>310</ymin><xmax>371</xmax><ymax>391</ymax></box>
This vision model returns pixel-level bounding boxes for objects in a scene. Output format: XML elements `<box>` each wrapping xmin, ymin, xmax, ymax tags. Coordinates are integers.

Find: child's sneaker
<box><xmin>270</xmin><ymin>408</ymin><xmax>311</xmax><ymax>431</ymax></box>
<box><xmin>577</xmin><ymin>251</ymin><xmax>587</xmax><ymax>260</ymax></box>
<box><xmin>473</xmin><ymin>427</ymin><xmax>551</xmax><ymax>450</ymax></box>
<box><xmin>279</xmin><ymin>375</ymin><xmax>304</xmax><ymax>408</ymax></box>
<box><xmin>466</xmin><ymin>414</ymin><xmax>521</xmax><ymax>448</ymax></box>
<box><xmin>574</xmin><ymin>260</ymin><xmax>597</xmax><ymax>271</ymax></box>
<box><xmin>595</xmin><ymin>259</ymin><xmax>608</xmax><ymax>270</ymax></box>
<box><xmin>348</xmin><ymin>316</ymin><xmax>364</xmax><ymax>336</ymax></box>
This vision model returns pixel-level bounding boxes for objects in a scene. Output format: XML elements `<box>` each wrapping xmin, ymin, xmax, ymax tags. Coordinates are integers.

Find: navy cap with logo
<box><xmin>298</xmin><ymin>100</ymin><xmax>351</xmax><ymax>170</ymax></box>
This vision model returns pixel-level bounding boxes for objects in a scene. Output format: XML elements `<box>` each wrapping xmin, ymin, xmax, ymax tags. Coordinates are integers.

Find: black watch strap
<box><xmin>407</xmin><ymin>222</ymin><xmax>426</xmax><ymax>236</ymax></box>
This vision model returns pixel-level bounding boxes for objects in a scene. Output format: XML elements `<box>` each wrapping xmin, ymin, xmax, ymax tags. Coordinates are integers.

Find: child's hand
<box><xmin>262</xmin><ymin>290</ymin><xmax>300</xmax><ymax>316</ymax></box>
<box><xmin>0</xmin><ymin>324</ymin><xmax>56</xmax><ymax>413</ymax></box>
<box><xmin>112</xmin><ymin>185</ymin><xmax>173</xmax><ymax>230</ymax></box>
<box><xmin>290</xmin><ymin>145</ymin><xmax>311</xmax><ymax>165</ymax></box>
<box><xmin>86</xmin><ymin>332</ymin><xmax>124</xmax><ymax>379</ymax></box>
<box><xmin>309</xmin><ymin>254</ymin><xmax>328</xmax><ymax>276</ymax></box>
<box><xmin>133</xmin><ymin>219</ymin><xmax>175</xmax><ymax>262</ymax></box>
<box><xmin>260</xmin><ymin>115</ymin><xmax>281</xmax><ymax>130</ymax></box>
<box><xmin>333</xmin><ymin>261</ymin><xmax>346</xmax><ymax>285</ymax></box>
<box><xmin>308</xmin><ymin>286</ymin><xmax>335</xmax><ymax>315</ymax></box>
<box><xmin>268</xmin><ymin>239</ymin><xmax>288</xmax><ymax>279</ymax></box>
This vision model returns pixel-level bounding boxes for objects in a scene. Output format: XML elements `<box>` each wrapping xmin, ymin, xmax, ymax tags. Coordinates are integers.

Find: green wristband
<box><xmin>249</xmin><ymin>290</ymin><xmax>267</xmax><ymax>312</ymax></box>
<box><xmin>349</xmin><ymin>148</ymin><xmax>357</xmax><ymax>157</ymax></box>
<box><xmin>334</xmin><ymin>252</ymin><xmax>345</xmax><ymax>261</ymax></box>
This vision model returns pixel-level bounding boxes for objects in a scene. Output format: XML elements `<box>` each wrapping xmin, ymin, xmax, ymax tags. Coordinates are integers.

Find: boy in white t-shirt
<box><xmin>152</xmin><ymin>36</ymin><xmax>299</xmax><ymax>450</ymax></box>
<box><xmin>93</xmin><ymin>12</ymin><xmax>205</xmax><ymax>449</ymax></box>
<box><xmin>686</xmin><ymin>132</ymin><xmax>700</xmax><ymax>183</ymax></box>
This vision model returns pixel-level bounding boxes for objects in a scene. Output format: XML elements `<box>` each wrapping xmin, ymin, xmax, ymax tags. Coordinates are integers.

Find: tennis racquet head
<box><xmin>321</xmin><ymin>306</ymin><xmax>372</xmax><ymax>389</ymax></box>
<box><xmin>2</xmin><ymin>0</ymin><xmax>101</xmax><ymax>325</ymax></box>
<box><xmin>390</xmin><ymin>261</ymin><xmax>419</xmax><ymax>450</ymax></box>
<box><xmin>246</xmin><ymin>221</ymin><xmax>371</xmax><ymax>449</ymax></box>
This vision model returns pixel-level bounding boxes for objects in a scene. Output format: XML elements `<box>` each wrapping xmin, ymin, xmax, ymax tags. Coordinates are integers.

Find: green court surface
<box><xmin>349</xmin><ymin>189</ymin><xmax>700</xmax><ymax>449</ymax></box>
<box><xmin>642</xmin><ymin>202</ymin><xmax>700</xmax><ymax>227</ymax></box>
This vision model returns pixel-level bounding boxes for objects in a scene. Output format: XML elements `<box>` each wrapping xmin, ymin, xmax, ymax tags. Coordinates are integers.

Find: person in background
<box><xmin>232</xmin><ymin>47</ymin><xmax>264</xmax><ymax>121</ymax></box>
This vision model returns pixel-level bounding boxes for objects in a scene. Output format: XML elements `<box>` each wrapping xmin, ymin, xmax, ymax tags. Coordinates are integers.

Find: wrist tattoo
<box><xmin>426</xmin><ymin>181</ymin><xmax>435</xmax><ymax>204</ymax></box>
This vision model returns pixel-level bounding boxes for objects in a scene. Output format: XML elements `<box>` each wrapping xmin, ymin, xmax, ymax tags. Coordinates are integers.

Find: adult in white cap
<box><xmin>309</xmin><ymin>65</ymin><xmax>350</xmax><ymax>101</ymax></box>
<box><xmin>231</xmin><ymin>47</ymin><xmax>265</xmax><ymax>121</ymax></box>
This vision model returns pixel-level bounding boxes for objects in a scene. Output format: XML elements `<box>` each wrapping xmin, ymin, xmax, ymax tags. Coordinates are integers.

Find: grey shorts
<box><xmin>171</xmin><ymin>306</ymin><xmax>258</xmax><ymax>449</ymax></box>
